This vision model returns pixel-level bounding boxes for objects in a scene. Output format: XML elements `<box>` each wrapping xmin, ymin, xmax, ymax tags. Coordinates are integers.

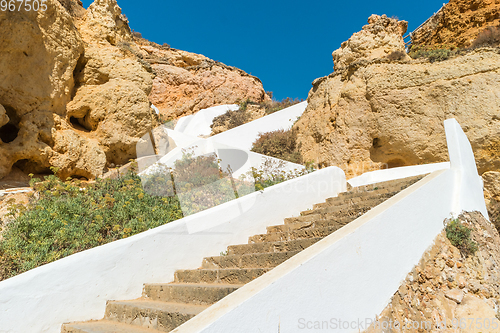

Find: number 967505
<box><xmin>1</xmin><ymin>0</ymin><xmax>47</xmax><ymax>11</ymax></box>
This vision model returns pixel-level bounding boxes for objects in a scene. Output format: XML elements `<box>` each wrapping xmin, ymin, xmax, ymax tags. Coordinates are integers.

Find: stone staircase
<box><xmin>61</xmin><ymin>175</ymin><xmax>424</xmax><ymax>333</ymax></box>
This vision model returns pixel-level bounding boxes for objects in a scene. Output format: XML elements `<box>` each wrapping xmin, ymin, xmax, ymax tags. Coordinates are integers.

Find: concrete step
<box><xmin>144</xmin><ymin>283</ymin><xmax>242</xmax><ymax>306</ymax></box>
<box><xmin>227</xmin><ymin>237</ymin><xmax>323</xmax><ymax>256</ymax></box>
<box><xmin>267</xmin><ymin>215</ymin><xmax>354</xmax><ymax>234</ymax></box>
<box><xmin>62</xmin><ymin>319</ymin><xmax>161</xmax><ymax>333</ymax></box>
<box><xmin>202</xmin><ymin>250</ymin><xmax>300</xmax><ymax>269</ymax></box>
<box><xmin>105</xmin><ymin>299</ymin><xmax>208</xmax><ymax>332</ymax></box>
<box><xmin>284</xmin><ymin>201</ymin><xmax>377</xmax><ymax>225</ymax></box>
<box><xmin>304</xmin><ymin>194</ymin><xmax>392</xmax><ymax>217</ymax></box>
<box><xmin>174</xmin><ymin>268</ymin><xmax>270</xmax><ymax>284</ymax></box>
<box><xmin>350</xmin><ymin>175</ymin><xmax>424</xmax><ymax>193</ymax></box>
<box><xmin>316</xmin><ymin>187</ymin><xmax>394</xmax><ymax>209</ymax></box>
<box><xmin>249</xmin><ymin>226</ymin><xmax>339</xmax><ymax>244</ymax></box>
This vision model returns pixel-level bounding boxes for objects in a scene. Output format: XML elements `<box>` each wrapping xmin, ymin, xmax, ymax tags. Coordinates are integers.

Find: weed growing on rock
<box><xmin>409</xmin><ymin>45</ymin><xmax>458</xmax><ymax>62</ymax></box>
<box><xmin>472</xmin><ymin>25</ymin><xmax>500</xmax><ymax>48</ymax></box>
<box><xmin>445</xmin><ymin>218</ymin><xmax>478</xmax><ymax>257</ymax></box>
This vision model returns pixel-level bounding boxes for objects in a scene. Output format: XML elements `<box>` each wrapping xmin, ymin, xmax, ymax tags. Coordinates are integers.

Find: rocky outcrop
<box><xmin>333</xmin><ymin>14</ymin><xmax>409</xmax><ymax>71</ymax></box>
<box><xmin>0</xmin><ymin>0</ymin><xmax>159</xmax><ymax>180</ymax></box>
<box><xmin>483</xmin><ymin>171</ymin><xmax>500</xmax><ymax>232</ymax></box>
<box><xmin>411</xmin><ymin>0</ymin><xmax>500</xmax><ymax>48</ymax></box>
<box><xmin>136</xmin><ymin>39</ymin><xmax>270</xmax><ymax>119</ymax></box>
<box><xmin>365</xmin><ymin>212</ymin><xmax>500</xmax><ymax>333</ymax></box>
<box><xmin>0</xmin><ymin>0</ymin><xmax>271</xmax><ymax>182</ymax></box>
<box><xmin>295</xmin><ymin>14</ymin><xmax>500</xmax><ymax>178</ymax></box>
<box><xmin>0</xmin><ymin>0</ymin><xmax>86</xmax><ymax>178</ymax></box>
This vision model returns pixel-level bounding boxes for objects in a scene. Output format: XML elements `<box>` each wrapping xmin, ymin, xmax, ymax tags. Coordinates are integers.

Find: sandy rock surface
<box><xmin>411</xmin><ymin>0</ymin><xmax>500</xmax><ymax>48</ymax></box>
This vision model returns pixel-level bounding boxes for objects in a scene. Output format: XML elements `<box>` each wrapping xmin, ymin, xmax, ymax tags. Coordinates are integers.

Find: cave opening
<box><xmin>0</xmin><ymin>123</ymin><xmax>19</xmax><ymax>143</ymax></box>
<box><xmin>69</xmin><ymin>116</ymin><xmax>91</xmax><ymax>132</ymax></box>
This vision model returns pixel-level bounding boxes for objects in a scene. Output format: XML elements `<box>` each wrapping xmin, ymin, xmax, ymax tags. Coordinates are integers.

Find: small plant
<box><xmin>251</xmin><ymin>129</ymin><xmax>303</xmax><ymax>164</ymax></box>
<box><xmin>445</xmin><ymin>218</ymin><xmax>478</xmax><ymax>257</ymax></box>
<box><xmin>409</xmin><ymin>45</ymin><xmax>457</xmax><ymax>62</ymax></box>
<box><xmin>386</xmin><ymin>50</ymin><xmax>407</xmax><ymax>61</ymax></box>
<box><xmin>472</xmin><ymin>25</ymin><xmax>500</xmax><ymax>48</ymax></box>
<box><xmin>219</xmin><ymin>250</ymin><xmax>228</xmax><ymax>257</ymax></box>
<box><xmin>210</xmin><ymin>98</ymin><xmax>303</xmax><ymax>134</ymax></box>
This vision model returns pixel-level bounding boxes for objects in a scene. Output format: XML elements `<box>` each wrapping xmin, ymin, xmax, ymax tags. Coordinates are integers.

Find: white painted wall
<box><xmin>444</xmin><ymin>119</ymin><xmax>489</xmax><ymax>219</ymax></box>
<box><xmin>347</xmin><ymin>162</ymin><xmax>450</xmax><ymax>188</ymax></box>
<box><xmin>171</xmin><ymin>118</ymin><xmax>488</xmax><ymax>333</ymax></box>
<box><xmin>174</xmin><ymin>104</ymin><xmax>239</xmax><ymax>137</ymax></box>
<box><xmin>0</xmin><ymin>167</ymin><xmax>346</xmax><ymax>333</ymax></box>
<box><xmin>211</xmin><ymin>101</ymin><xmax>308</xmax><ymax>151</ymax></box>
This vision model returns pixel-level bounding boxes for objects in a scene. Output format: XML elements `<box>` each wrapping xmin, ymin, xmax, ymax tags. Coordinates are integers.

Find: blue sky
<box><xmin>81</xmin><ymin>0</ymin><xmax>446</xmax><ymax>100</ymax></box>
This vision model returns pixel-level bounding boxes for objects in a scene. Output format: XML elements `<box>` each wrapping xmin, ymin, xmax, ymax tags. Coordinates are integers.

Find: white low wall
<box><xmin>347</xmin><ymin>162</ymin><xmax>450</xmax><ymax>188</ymax></box>
<box><xmin>174</xmin><ymin>104</ymin><xmax>239</xmax><ymax>138</ymax></box>
<box><xmin>172</xmin><ymin>118</ymin><xmax>488</xmax><ymax>333</ymax></box>
<box><xmin>0</xmin><ymin>167</ymin><xmax>346</xmax><ymax>333</ymax></box>
<box><xmin>211</xmin><ymin>101</ymin><xmax>308</xmax><ymax>151</ymax></box>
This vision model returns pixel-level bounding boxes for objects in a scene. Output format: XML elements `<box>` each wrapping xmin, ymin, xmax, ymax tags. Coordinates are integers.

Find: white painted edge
<box><xmin>347</xmin><ymin>162</ymin><xmax>450</xmax><ymax>188</ymax></box>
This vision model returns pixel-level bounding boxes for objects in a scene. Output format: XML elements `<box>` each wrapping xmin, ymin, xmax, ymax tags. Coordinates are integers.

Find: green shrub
<box><xmin>251</xmin><ymin>129</ymin><xmax>303</xmax><ymax>164</ymax></box>
<box><xmin>445</xmin><ymin>218</ymin><xmax>478</xmax><ymax>257</ymax></box>
<box><xmin>0</xmin><ymin>172</ymin><xmax>183</xmax><ymax>280</ymax></box>
<box><xmin>409</xmin><ymin>45</ymin><xmax>457</xmax><ymax>62</ymax></box>
<box><xmin>472</xmin><ymin>25</ymin><xmax>500</xmax><ymax>48</ymax></box>
<box><xmin>243</xmin><ymin>157</ymin><xmax>314</xmax><ymax>191</ymax></box>
<box><xmin>0</xmin><ymin>149</ymin><xmax>311</xmax><ymax>280</ymax></box>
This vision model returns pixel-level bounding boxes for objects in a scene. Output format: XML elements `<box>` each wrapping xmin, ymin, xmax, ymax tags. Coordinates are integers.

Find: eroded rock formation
<box><xmin>333</xmin><ymin>14</ymin><xmax>410</xmax><ymax>71</ymax></box>
<box><xmin>0</xmin><ymin>0</ymin><xmax>269</xmax><ymax>182</ymax></box>
<box><xmin>295</xmin><ymin>14</ymin><xmax>500</xmax><ymax>178</ymax></box>
<box><xmin>411</xmin><ymin>0</ymin><xmax>500</xmax><ymax>48</ymax></box>
<box><xmin>136</xmin><ymin>39</ymin><xmax>270</xmax><ymax>119</ymax></box>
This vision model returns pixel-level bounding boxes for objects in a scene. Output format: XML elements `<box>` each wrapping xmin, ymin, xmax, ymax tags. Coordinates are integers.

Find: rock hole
<box><xmin>14</xmin><ymin>159</ymin><xmax>51</xmax><ymax>175</ymax></box>
<box><xmin>72</xmin><ymin>52</ymin><xmax>87</xmax><ymax>99</ymax></box>
<box><xmin>0</xmin><ymin>105</ymin><xmax>21</xmax><ymax>143</ymax></box>
<box><xmin>0</xmin><ymin>123</ymin><xmax>19</xmax><ymax>143</ymax></box>
<box><xmin>69</xmin><ymin>116</ymin><xmax>91</xmax><ymax>132</ymax></box>
<box><xmin>372</xmin><ymin>138</ymin><xmax>382</xmax><ymax>149</ymax></box>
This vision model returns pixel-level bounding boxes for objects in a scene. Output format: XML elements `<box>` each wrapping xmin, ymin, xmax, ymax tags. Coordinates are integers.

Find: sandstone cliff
<box><xmin>135</xmin><ymin>38</ymin><xmax>270</xmax><ymax>119</ymax></box>
<box><xmin>411</xmin><ymin>0</ymin><xmax>500</xmax><ymax>48</ymax></box>
<box><xmin>295</xmin><ymin>14</ymin><xmax>500</xmax><ymax>178</ymax></box>
<box><xmin>0</xmin><ymin>0</ymin><xmax>269</xmax><ymax>182</ymax></box>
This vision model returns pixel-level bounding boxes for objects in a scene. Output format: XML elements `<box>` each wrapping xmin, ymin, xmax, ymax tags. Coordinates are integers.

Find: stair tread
<box><xmin>108</xmin><ymin>299</ymin><xmax>209</xmax><ymax>315</ymax></box>
<box><xmin>148</xmin><ymin>282</ymin><xmax>244</xmax><ymax>288</ymax></box>
<box><xmin>227</xmin><ymin>237</ymin><xmax>323</xmax><ymax>254</ymax></box>
<box><xmin>63</xmin><ymin>319</ymin><xmax>159</xmax><ymax>333</ymax></box>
